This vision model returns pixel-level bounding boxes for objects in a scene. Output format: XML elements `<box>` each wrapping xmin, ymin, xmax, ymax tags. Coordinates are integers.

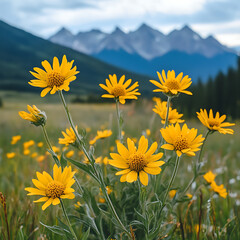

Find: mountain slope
<box><xmin>0</xmin><ymin>20</ymin><xmax>151</xmax><ymax>95</ymax></box>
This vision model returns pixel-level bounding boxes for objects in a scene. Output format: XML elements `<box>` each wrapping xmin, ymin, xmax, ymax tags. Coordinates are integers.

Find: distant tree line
<box><xmin>172</xmin><ymin>57</ymin><xmax>240</xmax><ymax>119</ymax></box>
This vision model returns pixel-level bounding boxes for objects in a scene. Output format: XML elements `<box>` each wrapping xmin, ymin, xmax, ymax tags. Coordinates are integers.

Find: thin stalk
<box><xmin>59</xmin><ymin>91</ymin><xmax>131</xmax><ymax>238</ymax></box>
<box><xmin>60</xmin><ymin>199</ymin><xmax>78</xmax><ymax>240</ymax></box>
<box><xmin>181</xmin><ymin>130</ymin><xmax>210</xmax><ymax>195</ymax></box>
<box><xmin>41</xmin><ymin>125</ymin><xmax>53</xmax><ymax>152</ymax></box>
<box><xmin>163</xmin><ymin>96</ymin><xmax>171</xmax><ymax>129</ymax></box>
<box><xmin>197</xmin><ymin>130</ymin><xmax>210</xmax><ymax>165</ymax></box>
<box><xmin>115</xmin><ymin>99</ymin><xmax>123</xmax><ymax>142</ymax></box>
<box><xmin>162</xmin><ymin>155</ymin><xmax>180</xmax><ymax>206</ymax></box>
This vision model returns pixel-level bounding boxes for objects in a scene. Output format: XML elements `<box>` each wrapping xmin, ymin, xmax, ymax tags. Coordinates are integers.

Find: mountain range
<box><xmin>50</xmin><ymin>24</ymin><xmax>238</xmax><ymax>81</ymax></box>
<box><xmin>0</xmin><ymin>20</ymin><xmax>150</xmax><ymax>96</ymax></box>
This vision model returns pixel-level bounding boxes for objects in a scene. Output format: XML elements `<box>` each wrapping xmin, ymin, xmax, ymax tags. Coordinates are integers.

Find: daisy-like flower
<box><xmin>150</xmin><ymin>70</ymin><xmax>192</xmax><ymax>97</ymax></box>
<box><xmin>99</xmin><ymin>74</ymin><xmax>140</xmax><ymax>104</ymax></box>
<box><xmin>25</xmin><ymin>164</ymin><xmax>75</xmax><ymax>210</ymax></box>
<box><xmin>89</xmin><ymin>130</ymin><xmax>112</xmax><ymax>145</ymax></box>
<box><xmin>197</xmin><ymin>109</ymin><xmax>235</xmax><ymax>134</ymax></box>
<box><xmin>11</xmin><ymin>135</ymin><xmax>21</xmax><ymax>145</ymax></box>
<box><xmin>210</xmin><ymin>181</ymin><xmax>227</xmax><ymax>198</ymax></box>
<box><xmin>203</xmin><ymin>171</ymin><xmax>216</xmax><ymax>184</ymax></box>
<box><xmin>161</xmin><ymin>123</ymin><xmax>204</xmax><ymax>157</ymax></box>
<box><xmin>108</xmin><ymin>136</ymin><xmax>164</xmax><ymax>186</ymax></box>
<box><xmin>59</xmin><ymin>126</ymin><xmax>77</xmax><ymax>146</ymax></box>
<box><xmin>29</xmin><ymin>55</ymin><xmax>79</xmax><ymax>97</ymax></box>
<box><xmin>153</xmin><ymin>98</ymin><xmax>184</xmax><ymax>124</ymax></box>
<box><xmin>6</xmin><ymin>152</ymin><xmax>16</xmax><ymax>159</ymax></box>
<box><xmin>19</xmin><ymin>105</ymin><xmax>46</xmax><ymax>126</ymax></box>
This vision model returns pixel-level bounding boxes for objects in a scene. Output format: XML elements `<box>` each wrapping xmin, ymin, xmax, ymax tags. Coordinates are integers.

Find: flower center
<box><xmin>48</xmin><ymin>72</ymin><xmax>65</xmax><ymax>88</ymax></box>
<box><xmin>174</xmin><ymin>136</ymin><xmax>188</xmax><ymax>151</ymax></box>
<box><xmin>45</xmin><ymin>181</ymin><xmax>65</xmax><ymax>198</ymax></box>
<box><xmin>111</xmin><ymin>85</ymin><xmax>126</xmax><ymax>97</ymax></box>
<box><xmin>128</xmin><ymin>153</ymin><xmax>146</xmax><ymax>172</ymax></box>
<box><xmin>208</xmin><ymin>119</ymin><xmax>220</xmax><ymax>128</ymax></box>
<box><xmin>165</xmin><ymin>79</ymin><xmax>180</xmax><ymax>90</ymax></box>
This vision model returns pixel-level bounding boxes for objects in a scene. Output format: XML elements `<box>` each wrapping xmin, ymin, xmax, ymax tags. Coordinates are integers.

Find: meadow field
<box><xmin>0</xmin><ymin>91</ymin><xmax>240</xmax><ymax>240</ymax></box>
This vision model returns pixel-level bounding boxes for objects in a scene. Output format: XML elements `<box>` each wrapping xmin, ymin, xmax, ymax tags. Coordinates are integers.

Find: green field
<box><xmin>0</xmin><ymin>92</ymin><xmax>240</xmax><ymax>239</ymax></box>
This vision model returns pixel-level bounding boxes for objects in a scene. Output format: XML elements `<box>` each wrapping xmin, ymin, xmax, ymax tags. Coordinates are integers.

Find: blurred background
<box><xmin>0</xmin><ymin>0</ymin><xmax>239</xmax><ymax>117</ymax></box>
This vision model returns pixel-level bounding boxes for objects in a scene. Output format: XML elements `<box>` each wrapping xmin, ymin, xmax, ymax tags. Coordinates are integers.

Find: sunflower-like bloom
<box><xmin>29</xmin><ymin>55</ymin><xmax>79</xmax><ymax>97</ymax></box>
<box><xmin>25</xmin><ymin>164</ymin><xmax>75</xmax><ymax>210</ymax></box>
<box><xmin>210</xmin><ymin>181</ymin><xmax>227</xmax><ymax>198</ymax></box>
<box><xmin>59</xmin><ymin>126</ymin><xmax>77</xmax><ymax>146</ymax></box>
<box><xmin>99</xmin><ymin>74</ymin><xmax>140</xmax><ymax>104</ymax></box>
<box><xmin>89</xmin><ymin>130</ymin><xmax>112</xmax><ymax>145</ymax></box>
<box><xmin>161</xmin><ymin>123</ymin><xmax>204</xmax><ymax>157</ymax></box>
<box><xmin>150</xmin><ymin>70</ymin><xmax>192</xmax><ymax>97</ymax></box>
<box><xmin>11</xmin><ymin>135</ymin><xmax>21</xmax><ymax>145</ymax></box>
<box><xmin>203</xmin><ymin>171</ymin><xmax>216</xmax><ymax>184</ymax></box>
<box><xmin>153</xmin><ymin>98</ymin><xmax>184</xmax><ymax>124</ymax></box>
<box><xmin>108</xmin><ymin>136</ymin><xmax>164</xmax><ymax>186</ymax></box>
<box><xmin>19</xmin><ymin>105</ymin><xmax>46</xmax><ymax>126</ymax></box>
<box><xmin>197</xmin><ymin>109</ymin><xmax>235</xmax><ymax>134</ymax></box>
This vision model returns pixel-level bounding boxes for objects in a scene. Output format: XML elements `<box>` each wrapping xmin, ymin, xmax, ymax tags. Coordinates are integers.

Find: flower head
<box><xmin>161</xmin><ymin>123</ymin><xmax>204</xmax><ymax>157</ymax></box>
<box><xmin>6</xmin><ymin>152</ymin><xmax>16</xmax><ymax>159</ymax></box>
<box><xmin>99</xmin><ymin>74</ymin><xmax>140</xmax><ymax>104</ymax></box>
<box><xmin>59</xmin><ymin>126</ymin><xmax>77</xmax><ymax>146</ymax></box>
<box><xmin>109</xmin><ymin>136</ymin><xmax>164</xmax><ymax>186</ymax></box>
<box><xmin>25</xmin><ymin>164</ymin><xmax>75</xmax><ymax>210</ymax></box>
<box><xmin>11</xmin><ymin>135</ymin><xmax>21</xmax><ymax>145</ymax></box>
<box><xmin>89</xmin><ymin>130</ymin><xmax>112</xmax><ymax>145</ymax></box>
<box><xmin>150</xmin><ymin>70</ymin><xmax>192</xmax><ymax>97</ymax></box>
<box><xmin>19</xmin><ymin>105</ymin><xmax>46</xmax><ymax>126</ymax></box>
<box><xmin>29</xmin><ymin>55</ymin><xmax>79</xmax><ymax>97</ymax></box>
<box><xmin>153</xmin><ymin>98</ymin><xmax>184</xmax><ymax>124</ymax></box>
<box><xmin>203</xmin><ymin>171</ymin><xmax>216</xmax><ymax>184</ymax></box>
<box><xmin>197</xmin><ymin>109</ymin><xmax>235</xmax><ymax>134</ymax></box>
<box><xmin>210</xmin><ymin>181</ymin><xmax>227</xmax><ymax>198</ymax></box>
<box><xmin>169</xmin><ymin>190</ymin><xmax>177</xmax><ymax>199</ymax></box>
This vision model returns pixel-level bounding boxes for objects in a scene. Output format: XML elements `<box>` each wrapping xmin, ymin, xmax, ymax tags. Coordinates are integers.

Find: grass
<box><xmin>0</xmin><ymin>94</ymin><xmax>240</xmax><ymax>239</ymax></box>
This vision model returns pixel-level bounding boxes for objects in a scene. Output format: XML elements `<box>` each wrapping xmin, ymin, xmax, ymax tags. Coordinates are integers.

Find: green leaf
<box><xmin>60</xmin><ymin>152</ymin><xmax>68</xmax><ymax>168</ymax></box>
<box><xmin>40</xmin><ymin>222</ymin><xmax>69</xmax><ymax>236</ymax></box>
<box><xmin>81</xmin><ymin>227</ymin><xmax>90</xmax><ymax>240</ymax></box>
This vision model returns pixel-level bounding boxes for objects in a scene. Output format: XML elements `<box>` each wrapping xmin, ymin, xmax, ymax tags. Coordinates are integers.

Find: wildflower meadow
<box><xmin>0</xmin><ymin>55</ymin><xmax>239</xmax><ymax>240</ymax></box>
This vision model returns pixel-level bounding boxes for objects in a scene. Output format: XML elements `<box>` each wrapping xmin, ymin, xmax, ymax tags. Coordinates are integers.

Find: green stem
<box><xmin>162</xmin><ymin>155</ymin><xmax>180</xmax><ymax>206</ymax></box>
<box><xmin>41</xmin><ymin>125</ymin><xmax>60</xmax><ymax>166</ymax></box>
<box><xmin>197</xmin><ymin>130</ymin><xmax>210</xmax><ymax>165</ymax></box>
<box><xmin>59</xmin><ymin>91</ymin><xmax>131</xmax><ymax>239</ymax></box>
<box><xmin>163</xmin><ymin>96</ymin><xmax>171</xmax><ymax>129</ymax></box>
<box><xmin>60</xmin><ymin>199</ymin><xmax>78</xmax><ymax>240</ymax></box>
<box><xmin>181</xmin><ymin>130</ymin><xmax>210</xmax><ymax>196</ymax></box>
<box><xmin>115</xmin><ymin>99</ymin><xmax>123</xmax><ymax>142</ymax></box>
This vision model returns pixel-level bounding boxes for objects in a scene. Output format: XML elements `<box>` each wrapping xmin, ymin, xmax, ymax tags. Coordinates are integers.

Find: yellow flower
<box><xmin>99</xmin><ymin>74</ymin><xmax>141</xmax><ymax>104</ymax></box>
<box><xmin>169</xmin><ymin>190</ymin><xmax>177</xmax><ymax>199</ymax></box>
<box><xmin>161</xmin><ymin>123</ymin><xmax>204</xmax><ymax>157</ymax></box>
<box><xmin>203</xmin><ymin>171</ymin><xmax>216</xmax><ymax>184</ymax></box>
<box><xmin>74</xmin><ymin>201</ymin><xmax>81</xmax><ymax>208</ymax></box>
<box><xmin>36</xmin><ymin>155</ymin><xmax>46</xmax><ymax>162</ymax></box>
<box><xmin>23</xmin><ymin>149</ymin><xmax>30</xmax><ymax>155</ymax></box>
<box><xmin>25</xmin><ymin>164</ymin><xmax>75</xmax><ymax>210</ymax></box>
<box><xmin>197</xmin><ymin>109</ymin><xmax>235</xmax><ymax>134</ymax></box>
<box><xmin>37</xmin><ymin>142</ymin><xmax>44</xmax><ymax>147</ymax></box>
<box><xmin>109</xmin><ymin>136</ymin><xmax>164</xmax><ymax>186</ymax></box>
<box><xmin>89</xmin><ymin>130</ymin><xmax>112</xmax><ymax>145</ymax></box>
<box><xmin>153</xmin><ymin>98</ymin><xmax>184</xmax><ymax>124</ymax></box>
<box><xmin>23</xmin><ymin>140</ymin><xmax>35</xmax><ymax>149</ymax></box>
<box><xmin>106</xmin><ymin>186</ymin><xmax>112</xmax><ymax>195</ymax></box>
<box><xmin>19</xmin><ymin>105</ymin><xmax>46</xmax><ymax>126</ymax></box>
<box><xmin>187</xmin><ymin>193</ymin><xmax>193</xmax><ymax>199</ymax></box>
<box><xmin>11</xmin><ymin>135</ymin><xmax>21</xmax><ymax>145</ymax></box>
<box><xmin>66</xmin><ymin>150</ymin><xmax>74</xmax><ymax>158</ymax></box>
<box><xmin>150</xmin><ymin>70</ymin><xmax>192</xmax><ymax>96</ymax></box>
<box><xmin>146</xmin><ymin>129</ymin><xmax>151</xmax><ymax>136</ymax></box>
<box><xmin>31</xmin><ymin>152</ymin><xmax>38</xmax><ymax>158</ymax></box>
<box><xmin>59</xmin><ymin>126</ymin><xmax>77</xmax><ymax>146</ymax></box>
<box><xmin>210</xmin><ymin>181</ymin><xmax>227</xmax><ymax>198</ymax></box>
<box><xmin>6</xmin><ymin>152</ymin><xmax>16</xmax><ymax>159</ymax></box>
<box><xmin>99</xmin><ymin>197</ymin><xmax>105</xmax><ymax>203</ymax></box>
<box><xmin>29</xmin><ymin>55</ymin><xmax>79</xmax><ymax>97</ymax></box>
<box><xmin>52</xmin><ymin>146</ymin><xmax>60</xmax><ymax>153</ymax></box>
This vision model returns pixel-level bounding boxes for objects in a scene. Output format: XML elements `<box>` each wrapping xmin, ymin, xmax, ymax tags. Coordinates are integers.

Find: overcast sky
<box><xmin>1</xmin><ymin>0</ymin><xmax>240</xmax><ymax>47</ymax></box>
